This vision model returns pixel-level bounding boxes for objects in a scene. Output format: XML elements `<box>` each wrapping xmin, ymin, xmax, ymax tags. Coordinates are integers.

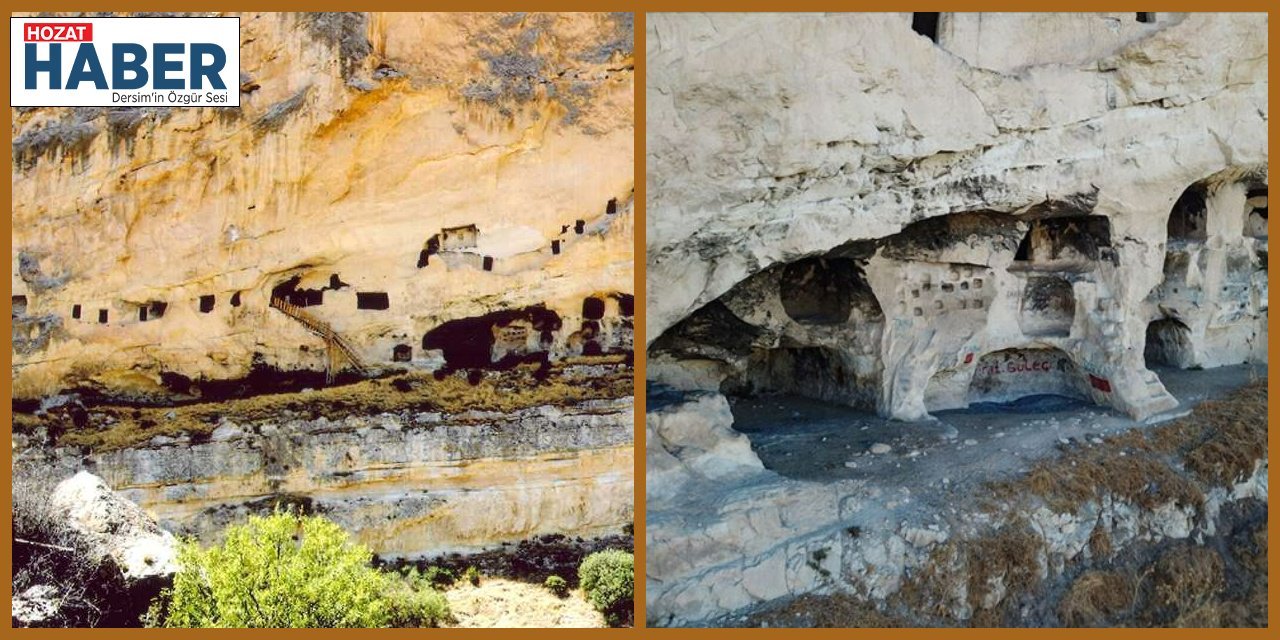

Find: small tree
<box><xmin>149</xmin><ymin>511</ymin><xmax>395</xmax><ymax>628</ymax></box>
<box><xmin>578</xmin><ymin>549</ymin><xmax>633</xmax><ymax>627</ymax></box>
<box><xmin>544</xmin><ymin>574</ymin><xmax>569</xmax><ymax>598</ymax></box>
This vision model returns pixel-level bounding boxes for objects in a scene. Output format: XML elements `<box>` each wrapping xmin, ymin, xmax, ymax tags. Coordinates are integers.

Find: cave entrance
<box><xmin>1245</xmin><ymin>186</ymin><xmax>1267</xmax><ymax>239</ymax></box>
<box><xmin>393</xmin><ymin>344</ymin><xmax>412</xmax><ymax>362</ymax></box>
<box><xmin>779</xmin><ymin>257</ymin><xmax>880</xmax><ymax>325</ymax></box>
<box><xmin>1019</xmin><ymin>276</ymin><xmax>1075</xmax><ymax>337</ymax></box>
<box><xmin>1011</xmin><ymin>215</ymin><xmax>1113</xmax><ymax>270</ymax></box>
<box><xmin>583</xmin><ymin>296</ymin><xmax>606</xmax><ymax>320</ymax></box>
<box><xmin>12</xmin><ymin>295</ymin><xmax>27</xmax><ymax>316</ymax></box>
<box><xmin>1145</xmin><ymin>318</ymin><xmax>1195</xmax><ymax>369</ymax></box>
<box><xmin>731</xmin><ymin>345</ymin><xmax>879</xmax><ymax>411</ymax></box>
<box><xmin>911</xmin><ymin>12</ymin><xmax>940</xmax><ymax>42</ymax></box>
<box><xmin>966</xmin><ymin>347</ymin><xmax>1091</xmax><ymax>408</ymax></box>
<box><xmin>1168</xmin><ymin>183</ymin><xmax>1208</xmax><ymax>242</ymax></box>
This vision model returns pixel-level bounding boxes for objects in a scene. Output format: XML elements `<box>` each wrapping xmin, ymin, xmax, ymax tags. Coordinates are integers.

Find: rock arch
<box><xmin>966</xmin><ymin>347</ymin><xmax>1090</xmax><ymax>406</ymax></box>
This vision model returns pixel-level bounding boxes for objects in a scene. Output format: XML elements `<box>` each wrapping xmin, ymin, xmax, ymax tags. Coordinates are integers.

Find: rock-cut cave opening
<box><xmin>1011</xmin><ymin>215</ymin><xmax>1113</xmax><ymax>270</ymax></box>
<box><xmin>779</xmin><ymin>258</ymin><xmax>860</xmax><ymax>325</ymax></box>
<box><xmin>1145</xmin><ymin>317</ymin><xmax>1195</xmax><ymax>369</ymax></box>
<box><xmin>1168</xmin><ymin>183</ymin><xmax>1208</xmax><ymax>242</ymax></box>
<box><xmin>730</xmin><ymin>344</ymin><xmax>880</xmax><ymax>411</ymax></box>
<box><xmin>1245</xmin><ymin>185</ymin><xmax>1268</xmax><ymax>239</ymax></box>
<box><xmin>1018</xmin><ymin>276</ymin><xmax>1076</xmax><ymax>337</ymax></box>
<box><xmin>965</xmin><ymin>347</ymin><xmax>1091</xmax><ymax>408</ymax></box>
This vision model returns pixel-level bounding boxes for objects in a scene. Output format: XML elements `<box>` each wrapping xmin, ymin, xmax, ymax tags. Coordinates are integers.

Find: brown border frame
<box><xmin>4</xmin><ymin>5</ymin><xmax>1275</xmax><ymax>635</ymax></box>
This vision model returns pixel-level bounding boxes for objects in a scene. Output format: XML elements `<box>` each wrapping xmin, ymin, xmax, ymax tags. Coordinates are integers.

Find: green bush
<box><xmin>544</xmin><ymin>574</ymin><xmax>569</xmax><ymax>598</ymax></box>
<box><xmin>383</xmin><ymin>576</ymin><xmax>452</xmax><ymax>628</ymax></box>
<box><xmin>578</xmin><ymin>549</ymin><xmax>633</xmax><ymax>627</ymax></box>
<box><xmin>421</xmin><ymin>566</ymin><xmax>456</xmax><ymax>589</ymax></box>
<box><xmin>147</xmin><ymin>511</ymin><xmax>449</xmax><ymax>628</ymax></box>
<box><xmin>464</xmin><ymin>565</ymin><xmax>481</xmax><ymax>587</ymax></box>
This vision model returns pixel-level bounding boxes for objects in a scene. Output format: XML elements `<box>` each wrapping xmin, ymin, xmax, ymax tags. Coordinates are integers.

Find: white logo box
<box><xmin>11</xmin><ymin>15</ymin><xmax>240</xmax><ymax>107</ymax></box>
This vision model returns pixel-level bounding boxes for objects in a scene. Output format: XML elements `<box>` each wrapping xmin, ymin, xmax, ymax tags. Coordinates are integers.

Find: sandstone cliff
<box><xmin>13</xmin><ymin>12</ymin><xmax>635</xmax><ymax>400</ymax></box>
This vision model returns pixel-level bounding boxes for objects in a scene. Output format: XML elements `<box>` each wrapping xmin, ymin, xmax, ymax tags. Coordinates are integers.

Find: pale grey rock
<box><xmin>49</xmin><ymin>471</ymin><xmax>178</xmax><ymax>585</ymax></box>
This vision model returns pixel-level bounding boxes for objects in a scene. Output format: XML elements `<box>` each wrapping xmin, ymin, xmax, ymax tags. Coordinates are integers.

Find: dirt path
<box><xmin>445</xmin><ymin>578</ymin><xmax>605</xmax><ymax>628</ymax></box>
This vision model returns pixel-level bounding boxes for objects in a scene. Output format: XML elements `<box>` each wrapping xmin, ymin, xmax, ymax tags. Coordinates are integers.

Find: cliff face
<box><xmin>646</xmin><ymin>12</ymin><xmax>1266</xmax><ymax>421</ymax></box>
<box><xmin>645</xmin><ymin>12</ymin><xmax>1266</xmax><ymax>626</ymax></box>
<box><xmin>23</xmin><ymin>395</ymin><xmax>633</xmax><ymax>558</ymax></box>
<box><xmin>12</xmin><ymin>12</ymin><xmax>635</xmax><ymax>400</ymax></box>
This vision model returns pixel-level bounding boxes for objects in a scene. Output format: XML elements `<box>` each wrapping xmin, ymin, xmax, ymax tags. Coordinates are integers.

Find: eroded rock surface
<box><xmin>645</xmin><ymin>12</ymin><xmax>1267</xmax><ymax>626</ymax></box>
<box><xmin>12</xmin><ymin>12</ymin><xmax>635</xmax><ymax>401</ymax></box>
<box><xmin>22</xmin><ymin>396</ymin><xmax>633</xmax><ymax>558</ymax></box>
<box><xmin>647</xmin><ymin>12</ymin><xmax>1265</xmax><ymax>421</ymax></box>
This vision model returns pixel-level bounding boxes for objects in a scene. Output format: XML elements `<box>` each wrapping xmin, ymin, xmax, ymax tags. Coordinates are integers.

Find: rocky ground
<box><xmin>647</xmin><ymin>367</ymin><xmax>1267</xmax><ymax>627</ymax></box>
<box><xmin>445</xmin><ymin>579</ymin><xmax>606</xmax><ymax>628</ymax></box>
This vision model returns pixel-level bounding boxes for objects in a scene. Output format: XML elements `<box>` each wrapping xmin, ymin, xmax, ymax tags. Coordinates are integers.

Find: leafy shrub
<box><xmin>148</xmin><ymin>511</ymin><xmax>430</xmax><ymax>628</ymax></box>
<box><xmin>544</xmin><ymin>575</ymin><xmax>569</xmax><ymax>598</ymax></box>
<box><xmin>383</xmin><ymin>575</ymin><xmax>452</xmax><ymax>628</ymax></box>
<box><xmin>421</xmin><ymin>565</ymin><xmax>456</xmax><ymax>589</ymax></box>
<box><xmin>464</xmin><ymin>565</ymin><xmax>481</xmax><ymax>587</ymax></box>
<box><xmin>578</xmin><ymin>549</ymin><xmax>633</xmax><ymax>627</ymax></box>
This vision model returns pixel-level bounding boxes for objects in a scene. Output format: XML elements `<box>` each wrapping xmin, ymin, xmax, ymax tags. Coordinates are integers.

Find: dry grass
<box><xmin>964</xmin><ymin>521</ymin><xmax>1042</xmax><ymax>622</ymax></box>
<box><xmin>895</xmin><ymin>541</ymin><xmax>964</xmax><ymax>620</ymax></box>
<box><xmin>25</xmin><ymin>363</ymin><xmax>632</xmax><ymax>453</ymax></box>
<box><xmin>744</xmin><ymin>593</ymin><xmax>902</xmax><ymax>628</ymax></box>
<box><xmin>996</xmin><ymin>448</ymin><xmax>1204</xmax><ymax>515</ymax></box>
<box><xmin>1144</xmin><ymin>546</ymin><xmax>1226</xmax><ymax>627</ymax></box>
<box><xmin>1087</xmin><ymin>524</ymin><xmax>1112</xmax><ymax>559</ymax></box>
<box><xmin>987</xmin><ymin>380</ymin><xmax>1266</xmax><ymax>515</ymax></box>
<box><xmin>444</xmin><ymin>578</ymin><xmax>605</xmax><ymax>628</ymax></box>
<box><xmin>1058</xmin><ymin>571</ymin><xmax>1134</xmax><ymax>627</ymax></box>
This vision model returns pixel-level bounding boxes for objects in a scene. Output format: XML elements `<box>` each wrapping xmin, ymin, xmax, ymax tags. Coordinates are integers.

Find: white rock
<box><xmin>49</xmin><ymin>471</ymin><xmax>178</xmax><ymax>584</ymax></box>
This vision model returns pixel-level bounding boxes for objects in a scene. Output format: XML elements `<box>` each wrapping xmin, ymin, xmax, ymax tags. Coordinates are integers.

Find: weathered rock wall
<box><xmin>645</xmin><ymin>11</ymin><xmax>1268</xmax><ymax>627</ymax></box>
<box><xmin>12</xmin><ymin>12</ymin><xmax>635</xmax><ymax>400</ymax></box>
<box><xmin>646</xmin><ymin>12</ymin><xmax>1266</xmax><ymax>421</ymax></box>
<box><xmin>19</xmin><ymin>396</ymin><xmax>634</xmax><ymax>558</ymax></box>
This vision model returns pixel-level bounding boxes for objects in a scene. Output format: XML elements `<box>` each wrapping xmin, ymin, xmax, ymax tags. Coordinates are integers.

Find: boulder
<box><xmin>49</xmin><ymin>471</ymin><xmax>178</xmax><ymax>586</ymax></box>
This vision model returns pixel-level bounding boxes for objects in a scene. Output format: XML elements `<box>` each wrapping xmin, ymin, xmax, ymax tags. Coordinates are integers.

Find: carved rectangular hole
<box><xmin>1136</xmin><ymin>12</ymin><xmax>1156</xmax><ymax>23</ymax></box>
<box><xmin>98</xmin><ymin>309</ymin><xmax>108</xmax><ymax>324</ymax></box>
<box><xmin>71</xmin><ymin>304</ymin><xmax>81</xmax><ymax>319</ymax></box>
<box><xmin>912</xmin><ymin>12</ymin><xmax>940</xmax><ymax>42</ymax></box>
<box><xmin>199</xmin><ymin>295</ymin><xmax>215</xmax><ymax>313</ymax></box>
<box><xmin>483</xmin><ymin>256</ymin><xmax>494</xmax><ymax>271</ymax></box>
<box><xmin>357</xmin><ymin>292</ymin><xmax>390</xmax><ymax>310</ymax></box>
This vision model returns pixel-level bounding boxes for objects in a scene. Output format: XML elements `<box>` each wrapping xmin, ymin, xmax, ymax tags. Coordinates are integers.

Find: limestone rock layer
<box><xmin>646</xmin><ymin>12</ymin><xmax>1266</xmax><ymax>422</ymax></box>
